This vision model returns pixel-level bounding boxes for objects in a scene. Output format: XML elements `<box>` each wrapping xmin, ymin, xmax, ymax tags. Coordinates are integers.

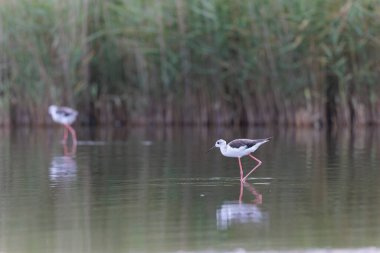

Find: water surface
<box><xmin>0</xmin><ymin>127</ymin><xmax>379</xmax><ymax>253</ymax></box>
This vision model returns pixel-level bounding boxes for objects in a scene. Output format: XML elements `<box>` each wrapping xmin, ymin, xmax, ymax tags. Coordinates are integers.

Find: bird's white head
<box><xmin>215</xmin><ymin>139</ymin><xmax>227</xmax><ymax>148</ymax></box>
<box><xmin>207</xmin><ymin>139</ymin><xmax>227</xmax><ymax>153</ymax></box>
<box><xmin>48</xmin><ymin>105</ymin><xmax>58</xmax><ymax>115</ymax></box>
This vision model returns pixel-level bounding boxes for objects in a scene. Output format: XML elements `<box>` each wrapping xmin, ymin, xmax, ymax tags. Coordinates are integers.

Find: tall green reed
<box><xmin>0</xmin><ymin>0</ymin><xmax>379</xmax><ymax>126</ymax></box>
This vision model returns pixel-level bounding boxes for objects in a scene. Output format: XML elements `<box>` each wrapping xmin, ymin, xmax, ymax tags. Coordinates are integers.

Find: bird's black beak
<box><xmin>207</xmin><ymin>146</ymin><xmax>215</xmax><ymax>153</ymax></box>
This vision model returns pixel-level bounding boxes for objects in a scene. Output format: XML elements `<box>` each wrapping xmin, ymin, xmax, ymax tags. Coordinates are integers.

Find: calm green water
<box><xmin>0</xmin><ymin>127</ymin><xmax>380</xmax><ymax>253</ymax></box>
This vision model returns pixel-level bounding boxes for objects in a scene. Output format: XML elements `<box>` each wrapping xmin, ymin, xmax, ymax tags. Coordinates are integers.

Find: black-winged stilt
<box><xmin>49</xmin><ymin>105</ymin><xmax>78</xmax><ymax>145</ymax></box>
<box><xmin>208</xmin><ymin>138</ymin><xmax>271</xmax><ymax>182</ymax></box>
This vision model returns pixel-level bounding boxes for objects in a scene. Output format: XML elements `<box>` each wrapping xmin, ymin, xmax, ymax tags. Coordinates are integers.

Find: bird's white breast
<box><xmin>220</xmin><ymin>144</ymin><xmax>260</xmax><ymax>158</ymax></box>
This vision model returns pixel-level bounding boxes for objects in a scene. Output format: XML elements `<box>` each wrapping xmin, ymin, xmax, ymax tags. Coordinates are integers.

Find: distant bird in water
<box><xmin>208</xmin><ymin>138</ymin><xmax>271</xmax><ymax>182</ymax></box>
<box><xmin>49</xmin><ymin>105</ymin><xmax>78</xmax><ymax>145</ymax></box>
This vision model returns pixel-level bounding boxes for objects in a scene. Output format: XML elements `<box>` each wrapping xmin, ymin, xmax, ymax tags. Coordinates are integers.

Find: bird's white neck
<box><xmin>219</xmin><ymin>145</ymin><xmax>228</xmax><ymax>155</ymax></box>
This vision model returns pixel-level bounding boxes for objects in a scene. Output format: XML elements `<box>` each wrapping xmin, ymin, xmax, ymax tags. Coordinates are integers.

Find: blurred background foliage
<box><xmin>0</xmin><ymin>0</ymin><xmax>379</xmax><ymax>127</ymax></box>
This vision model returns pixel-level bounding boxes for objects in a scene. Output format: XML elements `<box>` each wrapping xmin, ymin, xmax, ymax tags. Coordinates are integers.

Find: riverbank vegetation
<box><xmin>0</xmin><ymin>0</ymin><xmax>379</xmax><ymax>127</ymax></box>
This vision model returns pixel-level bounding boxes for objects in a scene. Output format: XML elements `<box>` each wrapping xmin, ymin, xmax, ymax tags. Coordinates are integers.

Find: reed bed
<box><xmin>0</xmin><ymin>0</ymin><xmax>379</xmax><ymax>127</ymax></box>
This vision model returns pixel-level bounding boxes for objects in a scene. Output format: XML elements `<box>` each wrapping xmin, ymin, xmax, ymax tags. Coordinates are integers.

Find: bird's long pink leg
<box><xmin>63</xmin><ymin>142</ymin><xmax>69</xmax><ymax>156</ymax></box>
<box><xmin>62</xmin><ymin>127</ymin><xmax>68</xmax><ymax>143</ymax></box>
<box><xmin>242</xmin><ymin>154</ymin><xmax>262</xmax><ymax>182</ymax></box>
<box><xmin>243</xmin><ymin>182</ymin><xmax>262</xmax><ymax>205</ymax></box>
<box><xmin>238</xmin><ymin>158</ymin><xmax>244</xmax><ymax>181</ymax></box>
<box><xmin>65</xmin><ymin>124</ymin><xmax>77</xmax><ymax>145</ymax></box>
<box><xmin>63</xmin><ymin>142</ymin><xmax>77</xmax><ymax>156</ymax></box>
<box><xmin>239</xmin><ymin>181</ymin><xmax>263</xmax><ymax>204</ymax></box>
<box><xmin>239</xmin><ymin>181</ymin><xmax>244</xmax><ymax>204</ymax></box>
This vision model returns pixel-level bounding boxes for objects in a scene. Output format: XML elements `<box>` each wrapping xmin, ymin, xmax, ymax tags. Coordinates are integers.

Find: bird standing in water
<box><xmin>209</xmin><ymin>138</ymin><xmax>271</xmax><ymax>182</ymax></box>
<box><xmin>49</xmin><ymin>105</ymin><xmax>78</xmax><ymax>145</ymax></box>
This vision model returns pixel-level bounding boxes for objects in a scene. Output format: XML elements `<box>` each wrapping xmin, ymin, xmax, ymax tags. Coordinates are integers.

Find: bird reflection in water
<box><xmin>49</xmin><ymin>143</ymin><xmax>77</xmax><ymax>183</ymax></box>
<box><xmin>216</xmin><ymin>182</ymin><xmax>267</xmax><ymax>230</ymax></box>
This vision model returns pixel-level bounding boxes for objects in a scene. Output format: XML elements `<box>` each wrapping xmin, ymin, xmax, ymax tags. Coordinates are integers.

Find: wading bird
<box><xmin>208</xmin><ymin>138</ymin><xmax>271</xmax><ymax>182</ymax></box>
<box><xmin>49</xmin><ymin>105</ymin><xmax>78</xmax><ymax>145</ymax></box>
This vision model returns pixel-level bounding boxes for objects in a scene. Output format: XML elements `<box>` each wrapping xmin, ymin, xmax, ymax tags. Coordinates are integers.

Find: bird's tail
<box><xmin>260</xmin><ymin>137</ymin><xmax>272</xmax><ymax>144</ymax></box>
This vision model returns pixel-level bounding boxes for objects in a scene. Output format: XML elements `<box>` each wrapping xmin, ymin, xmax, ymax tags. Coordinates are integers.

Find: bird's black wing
<box><xmin>228</xmin><ymin>138</ymin><xmax>271</xmax><ymax>149</ymax></box>
<box><xmin>228</xmin><ymin>139</ymin><xmax>254</xmax><ymax>149</ymax></box>
<box><xmin>56</xmin><ymin>108</ymin><xmax>72</xmax><ymax>117</ymax></box>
